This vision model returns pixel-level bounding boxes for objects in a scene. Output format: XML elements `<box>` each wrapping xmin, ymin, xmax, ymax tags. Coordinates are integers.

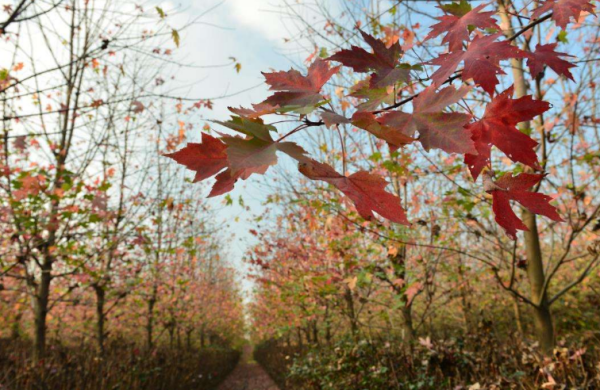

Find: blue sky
<box><xmin>164</xmin><ymin>0</ymin><xmax>316</xmax><ymax>290</ymax></box>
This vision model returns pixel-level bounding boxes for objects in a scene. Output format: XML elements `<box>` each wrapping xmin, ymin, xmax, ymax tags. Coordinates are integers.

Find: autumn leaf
<box><xmin>171</xmin><ymin>29</ymin><xmax>180</xmax><ymax>47</ymax></box>
<box><xmin>131</xmin><ymin>101</ymin><xmax>144</xmax><ymax>114</ymax></box>
<box><xmin>262</xmin><ymin>58</ymin><xmax>340</xmax><ymax>112</ymax></box>
<box><xmin>215</xmin><ymin>116</ymin><xmax>276</xmax><ymax>142</ymax></box>
<box><xmin>327</xmin><ymin>30</ymin><xmax>410</xmax><ymax>88</ymax></box>
<box><xmin>485</xmin><ymin>171</ymin><xmax>563</xmax><ymax>239</ymax></box>
<box><xmin>465</xmin><ymin>87</ymin><xmax>550</xmax><ymax>180</ymax></box>
<box><xmin>320</xmin><ymin>111</ymin><xmax>351</xmax><ymax>128</ymax></box>
<box><xmin>349</xmin><ymin>80</ymin><xmax>395</xmax><ymax>112</ymax></box>
<box><xmin>527</xmin><ymin>43</ymin><xmax>576</xmax><ymax>81</ymax></box>
<box><xmin>532</xmin><ymin>0</ymin><xmax>596</xmax><ymax>29</ymax></box>
<box><xmin>228</xmin><ymin>103</ymin><xmax>279</xmax><ymax>119</ymax></box>
<box><xmin>164</xmin><ymin>132</ymin><xmax>228</xmax><ymax>183</ymax></box>
<box><xmin>429</xmin><ymin>34</ymin><xmax>528</xmax><ymax>95</ymax></box>
<box><xmin>377</xmin><ymin>85</ymin><xmax>475</xmax><ymax>154</ymax></box>
<box><xmin>298</xmin><ymin>159</ymin><xmax>408</xmax><ymax>224</ymax></box>
<box><xmin>351</xmin><ymin>111</ymin><xmax>415</xmax><ymax>151</ymax></box>
<box><xmin>425</xmin><ymin>1</ymin><xmax>499</xmax><ymax>52</ymax></box>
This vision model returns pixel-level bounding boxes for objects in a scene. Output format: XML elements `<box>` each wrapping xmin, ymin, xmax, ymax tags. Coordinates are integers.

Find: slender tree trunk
<box><xmin>400</xmin><ymin>304</ymin><xmax>415</xmax><ymax>342</ymax></box>
<box><xmin>391</xmin><ymin>246</ymin><xmax>415</xmax><ymax>342</ymax></box>
<box><xmin>296</xmin><ymin>328</ymin><xmax>303</xmax><ymax>350</ymax></box>
<box><xmin>94</xmin><ymin>285</ymin><xmax>106</xmax><ymax>355</ymax></box>
<box><xmin>11</xmin><ymin>311</ymin><xmax>22</xmax><ymax>339</ymax></box>
<box><xmin>497</xmin><ymin>0</ymin><xmax>555</xmax><ymax>354</ymax></box>
<box><xmin>146</xmin><ymin>297</ymin><xmax>156</xmax><ymax>349</ymax></box>
<box><xmin>458</xmin><ymin>259</ymin><xmax>475</xmax><ymax>334</ymax></box>
<box><xmin>168</xmin><ymin>325</ymin><xmax>174</xmax><ymax>348</ymax></box>
<box><xmin>343</xmin><ymin>286</ymin><xmax>359</xmax><ymax>337</ymax></box>
<box><xmin>33</xmin><ymin>260</ymin><xmax>52</xmax><ymax>360</ymax></box>
<box><xmin>186</xmin><ymin>329</ymin><xmax>192</xmax><ymax>350</ymax></box>
<box><xmin>524</xmin><ymin>212</ymin><xmax>555</xmax><ymax>353</ymax></box>
<box><xmin>513</xmin><ymin>293</ymin><xmax>525</xmax><ymax>337</ymax></box>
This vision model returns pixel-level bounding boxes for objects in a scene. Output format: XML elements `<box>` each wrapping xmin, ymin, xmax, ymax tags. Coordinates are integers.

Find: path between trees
<box><xmin>216</xmin><ymin>346</ymin><xmax>279</xmax><ymax>390</ymax></box>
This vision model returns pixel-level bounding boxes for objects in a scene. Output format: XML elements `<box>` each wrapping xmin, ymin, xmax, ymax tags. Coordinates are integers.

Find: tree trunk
<box><xmin>146</xmin><ymin>298</ymin><xmax>155</xmax><ymax>349</ymax></box>
<box><xmin>343</xmin><ymin>286</ymin><xmax>359</xmax><ymax>337</ymax></box>
<box><xmin>497</xmin><ymin>0</ymin><xmax>555</xmax><ymax>354</ymax></box>
<box><xmin>400</xmin><ymin>304</ymin><xmax>415</xmax><ymax>343</ymax></box>
<box><xmin>94</xmin><ymin>285</ymin><xmax>106</xmax><ymax>355</ymax></box>
<box><xmin>11</xmin><ymin>311</ymin><xmax>22</xmax><ymax>340</ymax></box>
<box><xmin>524</xmin><ymin>211</ymin><xmax>555</xmax><ymax>353</ymax></box>
<box><xmin>33</xmin><ymin>260</ymin><xmax>52</xmax><ymax>360</ymax></box>
<box><xmin>391</xmin><ymin>246</ymin><xmax>415</xmax><ymax>343</ymax></box>
<box><xmin>458</xmin><ymin>259</ymin><xmax>475</xmax><ymax>334</ymax></box>
<box><xmin>513</xmin><ymin>295</ymin><xmax>525</xmax><ymax>337</ymax></box>
<box><xmin>186</xmin><ymin>329</ymin><xmax>192</xmax><ymax>350</ymax></box>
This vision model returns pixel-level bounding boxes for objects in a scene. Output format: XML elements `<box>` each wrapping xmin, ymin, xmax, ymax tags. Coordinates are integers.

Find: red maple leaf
<box><xmin>425</xmin><ymin>2</ymin><xmax>499</xmax><ymax>52</ymax></box>
<box><xmin>327</xmin><ymin>30</ymin><xmax>410</xmax><ymax>88</ymax></box>
<box><xmin>429</xmin><ymin>34</ymin><xmax>527</xmax><ymax>95</ymax></box>
<box><xmin>485</xmin><ymin>171</ymin><xmax>563</xmax><ymax>239</ymax></box>
<box><xmin>351</xmin><ymin>111</ymin><xmax>415</xmax><ymax>151</ymax></box>
<box><xmin>298</xmin><ymin>159</ymin><xmax>408</xmax><ymax>224</ymax></box>
<box><xmin>164</xmin><ymin>132</ymin><xmax>228</xmax><ymax>183</ymax></box>
<box><xmin>377</xmin><ymin>85</ymin><xmax>475</xmax><ymax>154</ymax></box>
<box><xmin>465</xmin><ymin>87</ymin><xmax>550</xmax><ymax>180</ymax></box>
<box><xmin>228</xmin><ymin>103</ymin><xmax>279</xmax><ymax>119</ymax></box>
<box><xmin>532</xmin><ymin>0</ymin><xmax>596</xmax><ymax>29</ymax></box>
<box><xmin>320</xmin><ymin>111</ymin><xmax>350</xmax><ymax>128</ymax></box>
<box><xmin>262</xmin><ymin>59</ymin><xmax>340</xmax><ymax>111</ymax></box>
<box><xmin>527</xmin><ymin>43</ymin><xmax>576</xmax><ymax>81</ymax></box>
<box><xmin>212</xmin><ymin>135</ymin><xmax>306</xmax><ymax>197</ymax></box>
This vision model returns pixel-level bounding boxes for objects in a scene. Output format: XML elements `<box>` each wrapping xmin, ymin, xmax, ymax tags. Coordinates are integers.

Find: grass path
<box><xmin>216</xmin><ymin>346</ymin><xmax>280</xmax><ymax>390</ymax></box>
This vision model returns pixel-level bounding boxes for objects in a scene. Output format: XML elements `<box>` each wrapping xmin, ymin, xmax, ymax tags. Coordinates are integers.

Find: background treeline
<box><xmin>0</xmin><ymin>1</ymin><xmax>244</xmax><ymax>388</ymax></box>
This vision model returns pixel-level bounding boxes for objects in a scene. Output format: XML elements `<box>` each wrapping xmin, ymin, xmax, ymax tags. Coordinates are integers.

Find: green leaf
<box><xmin>171</xmin><ymin>29</ymin><xmax>180</xmax><ymax>47</ymax></box>
<box><xmin>156</xmin><ymin>6</ymin><xmax>166</xmax><ymax>18</ymax></box>
<box><xmin>441</xmin><ymin>0</ymin><xmax>472</xmax><ymax>16</ymax></box>
<box><xmin>557</xmin><ymin>30</ymin><xmax>569</xmax><ymax>43</ymax></box>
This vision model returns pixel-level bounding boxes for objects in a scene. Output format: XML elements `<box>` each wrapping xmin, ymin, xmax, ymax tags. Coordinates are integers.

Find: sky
<box><xmin>162</xmin><ymin>0</ymin><xmax>318</xmax><ymax>290</ymax></box>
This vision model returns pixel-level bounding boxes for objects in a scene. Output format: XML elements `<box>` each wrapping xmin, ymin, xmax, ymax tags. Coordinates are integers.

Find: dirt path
<box><xmin>216</xmin><ymin>346</ymin><xmax>280</xmax><ymax>390</ymax></box>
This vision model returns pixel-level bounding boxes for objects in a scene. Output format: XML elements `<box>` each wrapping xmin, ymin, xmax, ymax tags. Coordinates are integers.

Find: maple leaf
<box><xmin>262</xmin><ymin>59</ymin><xmax>340</xmax><ymax>112</ymax></box>
<box><xmin>167</xmin><ymin>130</ymin><xmax>307</xmax><ymax>198</ymax></box>
<box><xmin>214</xmin><ymin>116</ymin><xmax>276</xmax><ymax>142</ymax></box>
<box><xmin>349</xmin><ymin>80</ymin><xmax>395</xmax><ymax>112</ymax></box>
<box><xmin>527</xmin><ymin>43</ymin><xmax>576</xmax><ymax>81</ymax></box>
<box><xmin>425</xmin><ymin>1</ymin><xmax>499</xmax><ymax>52</ymax></box>
<box><xmin>485</xmin><ymin>171</ymin><xmax>563</xmax><ymax>239</ymax></box>
<box><xmin>377</xmin><ymin>85</ymin><xmax>475</xmax><ymax>154</ymax></box>
<box><xmin>298</xmin><ymin>159</ymin><xmax>409</xmax><ymax>224</ymax></box>
<box><xmin>228</xmin><ymin>103</ymin><xmax>279</xmax><ymax>119</ymax></box>
<box><xmin>532</xmin><ymin>0</ymin><xmax>596</xmax><ymax>29</ymax></box>
<box><xmin>164</xmin><ymin>132</ymin><xmax>228</xmax><ymax>183</ymax></box>
<box><xmin>429</xmin><ymin>34</ymin><xmax>527</xmax><ymax>95</ymax></box>
<box><xmin>320</xmin><ymin>111</ymin><xmax>350</xmax><ymax>128</ymax></box>
<box><xmin>327</xmin><ymin>30</ymin><xmax>410</xmax><ymax>88</ymax></box>
<box><xmin>351</xmin><ymin>111</ymin><xmax>415</xmax><ymax>151</ymax></box>
<box><xmin>465</xmin><ymin>87</ymin><xmax>550</xmax><ymax>180</ymax></box>
<box><xmin>131</xmin><ymin>101</ymin><xmax>144</xmax><ymax>114</ymax></box>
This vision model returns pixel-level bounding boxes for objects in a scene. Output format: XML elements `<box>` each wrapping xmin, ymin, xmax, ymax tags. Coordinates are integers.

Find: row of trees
<box><xmin>0</xmin><ymin>0</ymin><xmax>244</xmax><ymax>359</ymax></box>
<box><xmin>231</xmin><ymin>0</ymin><xmax>600</xmax><ymax>358</ymax></box>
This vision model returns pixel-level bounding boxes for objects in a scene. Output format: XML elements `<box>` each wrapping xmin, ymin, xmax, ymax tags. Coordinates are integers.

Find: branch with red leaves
<box><xmin>166</xmin><ymin>0</ymin><xmax>596</xmax><ymax>239</ymax></box>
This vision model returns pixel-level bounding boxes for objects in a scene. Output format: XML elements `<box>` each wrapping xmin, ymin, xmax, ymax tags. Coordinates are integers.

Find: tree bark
<box><xmin>94</xmin><ymin>285</ymin><xmax>106</xmax><ymax>355</ymax></box>
<box><xmin>146</xmin><ymin>297</ymin><xmax>156</xmax><ymax>350</ymax></box>
<box><xmin>497</xmin><ymin>0</ymin><xmax>555</xmax><ymax>354</ymax></box>
<box><xmin>33</xmin><ymin>260</ymin><xmax>52</xmax><ymax>360</ymax></box>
